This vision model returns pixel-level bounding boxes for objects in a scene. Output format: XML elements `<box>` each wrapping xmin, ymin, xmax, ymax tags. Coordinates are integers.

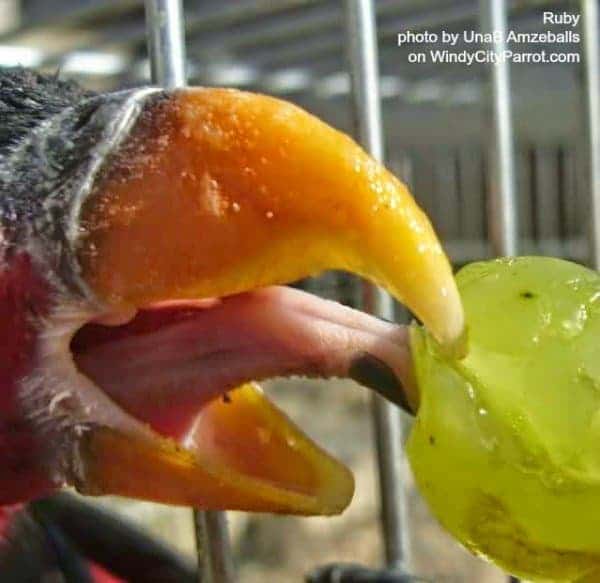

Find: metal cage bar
<box><xmin>143</xmin><ymin>1</ymin><xmax>235</xmax><ymax>582</ymax></box>
<box><xmin>583</xmin><ymin>0</ymin><xmax>600</xmax><ymax>270</ymax></box>
<box><xmin>344</xmin><ymin>0</ymin><xmax>413</xmax><ymax>572</ymax></box>
<box><xmin>479</xmin><ymin>0</ymin><xmax>518</xmax><ymax>259</ymax></box>
<box><xmin>144</xmin><ymin>0</ymin><xmax>186</xmax><ymax>89</ymax></box>
<box><xmin>479</xmin><ymin>1</ymin><xmax>519</xmax><ymax>581</ymax></box>
<box><xmin>195</xmin><ymin>510</ymin><xmax>236</xmax><ymax>583</ymax></box>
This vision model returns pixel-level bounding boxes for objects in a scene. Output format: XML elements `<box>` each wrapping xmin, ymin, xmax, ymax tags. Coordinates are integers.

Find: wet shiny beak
<box><xmin>68</xmin><ymin>87</ymin><xmax>463</xmax><ymax>514</ymax></box>
<box><xmin>80</xmin><ymin>384</ymin><xmax>353</xmax><ymax>515</ymax></box>
<box><xmin>79</xmin><ymin>88</ymin><xmax>464</xmax><ymax>350</ymax></box>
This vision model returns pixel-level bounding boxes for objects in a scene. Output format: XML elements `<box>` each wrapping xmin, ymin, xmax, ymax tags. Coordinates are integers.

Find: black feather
<box><xmin>0</xmin><ymin>68</ymin><xmax>149</xmax><ymax>297</ymax></box>
<box><xmin>0</xmin><ymin>67</ymin><xmax>94</xmax><ymax>155</ymax></box>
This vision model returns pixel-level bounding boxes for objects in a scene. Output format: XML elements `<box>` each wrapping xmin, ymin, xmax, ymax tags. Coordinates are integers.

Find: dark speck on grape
<box><xmin>520</xmin><ymin>291</ymin><xmax>536</xmax><ymax>299</ymax></box>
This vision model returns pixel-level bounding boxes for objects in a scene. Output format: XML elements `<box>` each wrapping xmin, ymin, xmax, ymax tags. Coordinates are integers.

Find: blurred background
<box><xmin>0</xmin><ymin>0</ymin><xmax>590</xmax><ymax>581</ymax></box>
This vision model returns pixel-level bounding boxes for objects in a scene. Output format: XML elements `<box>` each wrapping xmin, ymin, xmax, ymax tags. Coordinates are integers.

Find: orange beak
<box><xmin>53</xmin><ymin>87</ymin><xmax>464</xmax><ymax>515</ymax></box>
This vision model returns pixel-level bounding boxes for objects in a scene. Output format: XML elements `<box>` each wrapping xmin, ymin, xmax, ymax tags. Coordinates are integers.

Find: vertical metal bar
<box><xmin>533</xmin><ymin>147</ymin><xmax>561</xmax><ymax>248</ymax></box>
<box><xmin>145</xmin><ymin>0</ymin><xmax>186</xmax><ymax>88</ymax></box>
<box><xmin>479</xmin><ymin>0</ymin><xmax>518</xmax><ymax>258</ymax></box>
<box><xmin>144</xmin><ymin>2</ymin><xmax>235</xmax><ymax>582</ymax></box>
<box><xmin>460</xmin><ymin>144</ymin><xmax>486</xmax><ymax>244</ymax></box>
<box><xmin>561</xmin><ymin>146</ymin><xmax>579</xmax><ymax>244</ymax></box>
<box><xmin>479</xmin><ymin>1</ymin><xmax>518</xmax><ymax>581</ymax></box>
<box><xmin>583</xmin><ymin>0</ymin><xmax>600</xmax><ymax>269</ymax></box>
<box><xmin>435</xmin><ymin>147</ymin><xmax>461</xmax><ymax>243</ymax></box>
<box><xmin>516</xmin><ymin>147</ymin><xmax>533</xmax><ymax>250</ymax></box>
<box><xmin>344</xmin><ymin>0</ymin><xmax>412</xmax><ymax>571</ymax></box>
<box><xmin>195</xmin><ymin>510</ymin><xmax>236</xmax><ymax>583</ymax></box>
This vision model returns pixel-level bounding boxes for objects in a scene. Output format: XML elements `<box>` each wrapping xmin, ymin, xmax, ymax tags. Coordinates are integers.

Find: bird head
<box><xmin>0</xmin><ymin>69</ymin><xmax>464</xmax><ymax>515</ymax></box>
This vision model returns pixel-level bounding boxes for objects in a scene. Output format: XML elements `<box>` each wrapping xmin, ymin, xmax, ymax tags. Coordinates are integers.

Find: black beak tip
<box><xmin>349</xmin><ymin>353</ymin><xmax>413</xmax><ymax>415</ymax></box>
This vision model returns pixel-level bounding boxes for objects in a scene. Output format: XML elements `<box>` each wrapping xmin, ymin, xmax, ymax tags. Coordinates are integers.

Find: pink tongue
<box><xmin>72</xmin><ymin>286</ymin><xmax>411</xmax><ymax>439</ymax></box>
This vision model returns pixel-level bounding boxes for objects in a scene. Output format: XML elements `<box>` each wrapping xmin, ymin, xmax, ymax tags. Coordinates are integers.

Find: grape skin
<box><xmin>408</xmin><ymin>257</ymin><xmax>600</xmax><ymax>581</ymax></box>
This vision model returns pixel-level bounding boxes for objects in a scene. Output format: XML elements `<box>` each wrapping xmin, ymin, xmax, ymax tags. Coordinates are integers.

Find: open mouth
<box><xmin>29</xmin><ymin>86</ymin><xmax>464</xmax><ymax>516</ymax></box>
<box><xmin>64</xmin><ymin>285</ymin><xmax>412</xmax><ymax>515</ymax></box>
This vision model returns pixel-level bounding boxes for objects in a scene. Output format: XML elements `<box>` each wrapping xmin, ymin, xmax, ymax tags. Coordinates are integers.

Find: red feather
<box><xmin>0</xmin><ymin>252</ymin><xmax>54</xmax><ymax>504</ymax></box>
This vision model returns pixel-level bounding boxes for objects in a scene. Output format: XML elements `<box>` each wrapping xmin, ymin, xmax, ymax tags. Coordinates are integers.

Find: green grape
<box><xmin>408</xmin><ymin>257</ymin><xmax>600</xmax><ymax>582</ymax></box>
